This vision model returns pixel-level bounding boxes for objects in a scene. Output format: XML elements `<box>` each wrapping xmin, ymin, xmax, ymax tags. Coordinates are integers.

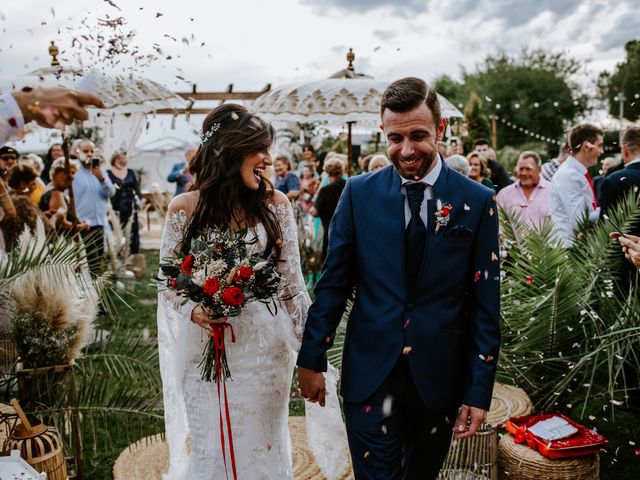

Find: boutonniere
<box><xmin>434</xmin><ymin>199</ymin><xmax>453</xmax><ymax>234</ymax></box>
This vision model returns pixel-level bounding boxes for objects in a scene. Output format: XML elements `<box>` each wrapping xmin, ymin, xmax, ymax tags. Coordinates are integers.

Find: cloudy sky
<box><xmin>0</xmin><ymin>0</ymin><xmax>637</xmax><ymax>145</ymax></box>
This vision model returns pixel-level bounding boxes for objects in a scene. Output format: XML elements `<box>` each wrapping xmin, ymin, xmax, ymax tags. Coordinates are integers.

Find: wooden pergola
<box><xmin>155</xmin><ymin>83</ymin><xmax>272</xmax><ymax>115</ymax></box>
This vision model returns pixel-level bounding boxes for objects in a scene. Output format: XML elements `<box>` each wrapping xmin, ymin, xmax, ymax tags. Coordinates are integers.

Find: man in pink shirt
<box><xmin>497</xmin><ymin>151</ymin><xmax>551</xmax><ymax>230</ymax></box>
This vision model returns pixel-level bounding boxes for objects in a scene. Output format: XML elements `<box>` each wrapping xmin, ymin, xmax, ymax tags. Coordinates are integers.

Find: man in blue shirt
<box><xmin>167</xmin><ymin>146</ymin><xmax>196</xmax><ymax>197</ymax></box>
<box><xmin>72</xmin><ymin>139</ymin><xmax>116</xmax><ymax>272</ymax></box>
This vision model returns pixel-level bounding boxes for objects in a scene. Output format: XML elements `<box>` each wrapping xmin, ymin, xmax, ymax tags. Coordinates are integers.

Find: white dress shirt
<box><xmin>400</xmin><ymin>156</ymin><xmax>442</xmax><ymax>229</ymax></box>
<box><xmin>0</xmin><ymin>93</ymin><xmax>25</xmax><ymax>144</ymax></box>
<box><xmin>627</xmin><ymin>155</ymin><xmax>640</xmax><ymax>167</ymax></box>
<box><xmin>549</xmin><ymin>156</ymin><xmax>597</xmax><ymax>247</ymax></box>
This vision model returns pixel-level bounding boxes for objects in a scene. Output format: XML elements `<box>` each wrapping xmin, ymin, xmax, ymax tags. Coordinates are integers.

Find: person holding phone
<box><xmin>72</xmin><ymin>139</ymin><xmax>115</xmax><ymax>272</ymax></box>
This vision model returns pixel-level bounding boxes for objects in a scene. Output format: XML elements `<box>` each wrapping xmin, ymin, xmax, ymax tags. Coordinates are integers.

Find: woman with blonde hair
<box><xmin>467</xmin><ymin>151</ymin><xmax>495</xmax><ymax>190</ymax></box>
<box><xmin>367</xmin><ymin>153</ymin><xmax>391</xmax><ymax>172</ymax></box>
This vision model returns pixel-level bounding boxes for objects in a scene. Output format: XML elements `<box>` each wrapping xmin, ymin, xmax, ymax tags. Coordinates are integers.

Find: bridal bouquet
<box><xmin>160</xmin><ymin>227</ymin><xmax>283</xmax><ymax>382</ymax></box>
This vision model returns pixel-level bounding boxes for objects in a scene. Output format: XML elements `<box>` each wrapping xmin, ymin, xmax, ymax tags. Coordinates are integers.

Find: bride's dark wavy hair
<box><xmin>179</xmin><ymin>104</ymin><xmax>281</xmax><ymax>259</ymax></box>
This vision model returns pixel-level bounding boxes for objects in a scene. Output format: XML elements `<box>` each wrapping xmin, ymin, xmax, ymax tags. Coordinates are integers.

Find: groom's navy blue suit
<box><xmin>297</xmin><ymin>159</ymin><xmax>501</xmax><ymax>479</ymax></box>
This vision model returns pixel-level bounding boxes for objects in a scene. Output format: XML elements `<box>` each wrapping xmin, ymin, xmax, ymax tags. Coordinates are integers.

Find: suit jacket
<box><xmin>297</xmin><ymin>161</ymin><xmax>501</xmax><ymax>412</ymax></box>
<box><xmin>600</xmin><ymin>161</ymin><xmax>640</xmax><ymax>222</ymax></box>
<box><xmin>600</xmin><ymin>161</ymin><xmax>640</xmax><ymax>283</ymax></box>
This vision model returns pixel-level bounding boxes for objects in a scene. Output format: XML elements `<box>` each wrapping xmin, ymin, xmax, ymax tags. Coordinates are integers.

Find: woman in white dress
<box><xmin>157</xmin><ymin>104</ymin><xmax>311</xmax><ymax>479</ymax></box>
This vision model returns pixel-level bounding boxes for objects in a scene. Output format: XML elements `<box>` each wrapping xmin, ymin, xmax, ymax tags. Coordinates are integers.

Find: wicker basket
<box><xmin>498</xmin><ymin>433</ymin><xmax>599</xmax><ymax>480</ymax></box>
<box><xmin>440</xmin><ymin>422</ymin><xmax>498</xmax><ymax>479</ymax></box>
<box><xmin>3</xmin><ymin>399</ymin><xmax>68</xmax><ymax>480</ymax></box>
<box><xmin>486</xmin><ymin>383</ymin><xmax>534</xmax><ymax>427</ymax></box>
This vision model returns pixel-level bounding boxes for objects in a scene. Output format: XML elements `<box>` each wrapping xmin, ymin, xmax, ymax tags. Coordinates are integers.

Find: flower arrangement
<box><xmin>159</xmin><ymin>227</ymin><xmax>283</xmax><ymax>382</ymax></box>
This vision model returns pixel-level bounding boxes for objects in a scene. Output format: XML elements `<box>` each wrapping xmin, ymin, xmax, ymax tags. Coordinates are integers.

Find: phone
<box><xmin>602</xmin><ymin>214</ymin><xmax>628</xmax><ymax>238</ymax></box>
<box><xmin>448</xmin><ymin>136</ymin><xmax>460</xmax><ymax>147</ymax></box>
<box><xmin>91</xmin><ymin>157</ymin><xmax>101</xmax><ymax>168</ymax></box>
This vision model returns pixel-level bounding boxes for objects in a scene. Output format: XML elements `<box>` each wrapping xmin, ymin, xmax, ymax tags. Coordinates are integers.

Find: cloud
<box><xmin>597</xmin><ymin>3</ymin><xmax>640</xmax><ymax>51</ymax></box>
<box><xmin>373</xmin><ymin>29</ymin><xmax>397</xmax><ymax>41</ymax></box>
<box><xmin>300</xmin><ymin>0</ymin><xmax>429</xmax><ymax>16</ymax></box>
<box><xmin>443</xmin><ymin>0</ymin><xmax>590</xmax><ymax>27</ymax></box>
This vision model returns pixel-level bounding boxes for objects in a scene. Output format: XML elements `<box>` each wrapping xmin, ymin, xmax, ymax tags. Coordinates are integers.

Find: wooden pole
<box><xmin>347</xmin><ymin>122</ymin><xmax>354</xmax><ymax>176</ymax></box>
<box><xmin>62</xmin><ymin>132</ymin><xmax>78</xmax><ymax>223</ymax></box>
<box><xmin>491</xmin><ymin>114</ymin><xmax>497</xmax><ymax>150</ymax></box>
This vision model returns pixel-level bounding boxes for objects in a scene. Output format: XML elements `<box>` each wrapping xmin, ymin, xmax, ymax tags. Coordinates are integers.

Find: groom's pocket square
<box><xmin>443</xmin><ymin>225</ymin><xmax>473</xmax><ymax>238</ymax></box>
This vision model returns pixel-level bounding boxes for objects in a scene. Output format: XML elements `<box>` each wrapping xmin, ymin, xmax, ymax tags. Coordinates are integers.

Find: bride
<box><xmin>157</xmin><ymin>104</ymin><xmax>312</xmax><ymax>479</ymax></box>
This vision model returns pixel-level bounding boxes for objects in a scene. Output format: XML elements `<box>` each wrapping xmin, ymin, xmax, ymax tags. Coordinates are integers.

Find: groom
<box><xmin>297</xmin><ymin>77</ymin><xmax>501</xmax><ymax>479</ymax></box>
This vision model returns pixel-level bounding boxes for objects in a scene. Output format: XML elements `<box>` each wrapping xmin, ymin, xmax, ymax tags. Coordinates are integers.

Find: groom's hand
<box><xmin>453</xmin><ymin>404</ymin><xmax>487</xmax><ymax>439</ymax></box>
<box><xmin>297</xmin><ymin>367</ymin><xmax>326</xmax><ymax>407</ymax></box>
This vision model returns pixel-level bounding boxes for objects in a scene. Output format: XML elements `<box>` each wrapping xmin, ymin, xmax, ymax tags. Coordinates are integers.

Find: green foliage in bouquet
<box><xmin>498</xmin><ymin>190</ymin><xmax>640</xmax><ymax>414</ymax></box>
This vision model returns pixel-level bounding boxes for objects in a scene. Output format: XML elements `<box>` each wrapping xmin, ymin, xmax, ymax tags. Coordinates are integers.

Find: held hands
<box><xmin>190</xmin><ymin>305</ymin><xmax>228</xmax><ymax>333</ymax></box>
<box><xmin>453</xmin><ymin>404</ymin><xmax>487</xmax><ymax>439</ymax></box>
<box><xmin>12</xmin><ymin>86</ymin><xmax>104</xmax><ymax>128</ymax></box>
<box><xmin>297</xmin><ymin>366</ymin><xmax>327</xmax><ymax>407</ymax></box>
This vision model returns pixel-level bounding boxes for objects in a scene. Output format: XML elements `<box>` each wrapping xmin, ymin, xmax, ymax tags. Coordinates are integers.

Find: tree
<box><xmin>598</xmin><ymin>40</ymin><xmax>640</xmax><ymax>122</ymax></box>
<box><xmin>462</xmin><ymin>91</ymin><xmax>491</xmax><ymax>151</ymax></box>
<box><xmin>440</xmin><ymin>48</ymin><xmax>589</xmax><ymax>148</ymax></box>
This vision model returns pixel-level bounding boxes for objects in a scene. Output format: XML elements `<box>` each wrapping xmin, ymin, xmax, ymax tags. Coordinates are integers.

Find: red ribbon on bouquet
<box><xmin>210</xmin><ymin>322</ymin><xmax>237</xmax><ymax>480</ymax></box>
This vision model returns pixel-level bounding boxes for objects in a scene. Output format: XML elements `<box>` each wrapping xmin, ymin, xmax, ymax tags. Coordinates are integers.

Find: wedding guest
<box><xmin>601</xmin><ymin>127</ymin><xmax>640</xmax><ymax>283</ymax></box>
<box><xmin>72</xmin><ymin>139</ymin><xmax>116</xmax><ymax>272</ymax></box>
<box><xmin>0</xmin><ymin>87</ymin><xmax>103</xmax><ymax>144</ymax></box>
<box><xmin>40</xmin><ymin>159</ymin><xmax>88</xmax><ymax>233</ymax></box>
<box><xmin>496</xmin><ymin>151</ymin><xmax>551</xmax><ymax>230</ymax></box>
<box><xmin>467</xmin><ymin>151</ymin><xmax>495</xmax><ymax>190</ymax></box>
<box><xmin>167</xmin><ymin>146</ymin><xmax>196</xmax><ymax>197</ymax></box>
<box><xmin>297</xmin><ymin>144</ymin><xmax>319</xmax><ymax>176</ymax></box>
<box><xmin>299</xmin><ymin>165</ymin><xmax>319</xmax><ymax>212</ymax></box>
<box><xmin>0</xmin><ymin>145</ymin><xmax>18</xmax><ymax>180</ymax></box>
<box><xmin>368</xmin><ymin>153</ymin><xmax>391</xmax><ymax>172</ymax></box>
<box><xmin>593</xmin><ymin>156</ymin><xmax>622</xmax><ymax>205</ymax></box>
<box><xmin>550</xmin><ymin>124</ymin><xmax>603</xmax><ymax>247</ymax></box>
<box><xmin>311</xmin><ymin>157</ymin><xmax>346</xmax><ymax>261</ymax></box>
<box><xmin>1</xmin><ymin>164</ymin><xmax>60</xmax><ymax>250</ymax></box>
<box><xmin>108</xmin><ymin>151</ymin><xmax>142</xmax><ymax>254</ymax></box>
<box><xmin>274</xmin><ymin>156</ymin><xmax>301</xmax><ymax>201</ymax></box>
<box><xmin>20</xmin><ymin>153</ymin><xmax>47</xmax><ymax>205</ymax></box>
<box><xmin>42</xmin><ymin>143</ymin><xmax>64</xmax><ymax>183</ymax></box>
<box><xmin>444</xmin><ymin>154</ymin><xmax>470</xmax><ymax>176</ymax></box>
<box><xmin>541</xmin><ymin>143</ymin><xmax>571</xmax><ymax>182</ymax></box>
<box><xmin>473</xmin><ymin>139</ymin><xmax>512</xmax><ymax>191</ymax></box>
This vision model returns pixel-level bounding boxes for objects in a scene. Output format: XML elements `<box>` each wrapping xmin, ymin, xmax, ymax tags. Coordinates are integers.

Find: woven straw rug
<box><xmin>113</xmin><ymin>416</ymin><xmax>354</xmax><ymax>480</ymax></box>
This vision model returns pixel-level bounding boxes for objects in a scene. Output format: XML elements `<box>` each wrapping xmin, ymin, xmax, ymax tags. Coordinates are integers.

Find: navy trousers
<box><xmin>344</xmin><ymin>357</ymin><xmax>456</xmax><ymax>480</ymax></box>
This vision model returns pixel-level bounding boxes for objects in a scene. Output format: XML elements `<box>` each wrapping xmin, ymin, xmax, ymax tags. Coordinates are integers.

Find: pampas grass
<box><xmin>4</xmin><ymin>219</ymin><xmax>98</xmax><ymax>368</ymax></box>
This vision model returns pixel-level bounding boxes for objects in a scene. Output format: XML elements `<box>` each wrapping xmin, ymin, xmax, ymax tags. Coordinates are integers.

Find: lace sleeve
<box><xmin>158</xmin><ymin>210</ymin><xmax>196</xmax><ymax>316</ymax></box>
<box><xmin>273</xmin><ymin>202</ymin><xmax>312</xmax><ymax>351</ymax></box>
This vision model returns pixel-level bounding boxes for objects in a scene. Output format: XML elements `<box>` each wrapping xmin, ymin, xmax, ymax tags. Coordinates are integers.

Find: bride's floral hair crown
<box><xmin>200</xmin><ymin>122</ymin><xmax>221</xmax><ymax>144</ymax></box>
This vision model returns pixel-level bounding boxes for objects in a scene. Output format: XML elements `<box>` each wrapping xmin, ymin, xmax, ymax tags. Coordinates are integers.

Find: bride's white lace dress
<box><xmin>157</xmin><ymin>202</ymin><xmax>311</xmax><ymax>480</ymax></box>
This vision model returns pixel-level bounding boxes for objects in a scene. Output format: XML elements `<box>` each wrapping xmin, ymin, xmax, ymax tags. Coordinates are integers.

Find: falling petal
<box><xmin>464</xmin><ymin>203</ymin><xmax>470</xmax><ymax>211</ymax></box>
<box><xmin>402</xmin><ymin>346</ymin><xmax>412</xmax><ymax>355</ymax></box>
<box><xmin>382</xmin><ymin>395</ymin><xmax>393</xmax><ymax>417</ymax></box>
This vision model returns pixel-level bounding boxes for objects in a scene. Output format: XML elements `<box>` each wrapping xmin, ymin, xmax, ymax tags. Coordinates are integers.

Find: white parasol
<box><xmin>252</xmin><ymin>49</ymin><xmax>462</xmax><ymax>172</ymax></box>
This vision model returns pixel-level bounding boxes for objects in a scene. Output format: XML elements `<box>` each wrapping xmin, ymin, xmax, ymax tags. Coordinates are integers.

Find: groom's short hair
<box><xmin>380</xmin><ymin>77</ymin><xmax>441</xmax><ymax>126</ymax></box>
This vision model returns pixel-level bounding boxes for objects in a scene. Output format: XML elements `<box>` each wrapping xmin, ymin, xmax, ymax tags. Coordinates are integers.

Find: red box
<box><xmin>504</xmin><ymin>412</ymin><xmax>608</xmax><ymax>459</ymax></box>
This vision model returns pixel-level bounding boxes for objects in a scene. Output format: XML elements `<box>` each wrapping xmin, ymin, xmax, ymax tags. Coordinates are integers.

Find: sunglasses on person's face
<box><xmin>0</xmin><ymin>155</ymin><xmax>17</xmax><ymax>161</ymax></box>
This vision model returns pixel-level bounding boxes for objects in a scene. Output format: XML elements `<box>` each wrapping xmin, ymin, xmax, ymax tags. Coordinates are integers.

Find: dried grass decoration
<box><xmin>4</xmin><ymin>219</ymin><xmax>98</xmax><ymax>368</ymax></box>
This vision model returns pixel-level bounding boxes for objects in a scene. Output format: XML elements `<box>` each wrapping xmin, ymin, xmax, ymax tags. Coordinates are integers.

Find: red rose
<box><xmin>180</xmin><ymin>255</ymin><xmax>194</xmax><ymax>275</ymax></box>
<box><xmin>221</xmin><ymin>286</ymin><xmax>244</xmax><ymax>307</ymax></box>
<box><xmin>171</xmin><ymin>279</ymin><xmax>177</xmax><ymax>289</ymax></box>
<box><xmin>203</xmin><ymin>277</ymin><xmax>220</xmax><ymax>296</ymax></box>
<box><xmin>234</xmin><ymin>266</ymin><xmax>254</xmax><ymax>283</ymax></box>
<box><xmin>441</xmin><ymin>207</ymin><xmax>451</xmax><ymax>216</ymax></box>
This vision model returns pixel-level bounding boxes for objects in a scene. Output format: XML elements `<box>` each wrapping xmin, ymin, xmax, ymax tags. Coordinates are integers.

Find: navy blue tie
<box><xmin>405</xmin><ymin>183</ymin><xmax>427</xmax><ymax>292</ymax></box>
